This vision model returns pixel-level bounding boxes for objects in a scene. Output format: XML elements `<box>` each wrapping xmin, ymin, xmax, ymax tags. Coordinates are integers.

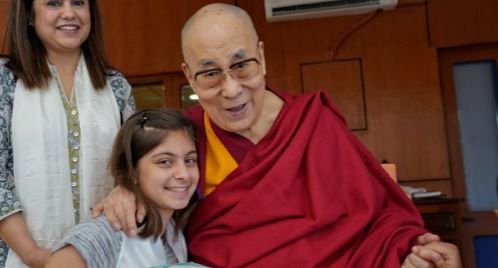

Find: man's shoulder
<box><xmin>274</xmin><ymin>89</ymin><xmax>327</xmax><ymax>109</ymax></box>
<box><xmin>268</xmin><ymin>87</ymin><xmax>321</xmax><ymax>103</ymax></box>
<box><xmin>277</xmin><ymin>89</ymin><xmax>346</xmax><ymax>124</ymax></box>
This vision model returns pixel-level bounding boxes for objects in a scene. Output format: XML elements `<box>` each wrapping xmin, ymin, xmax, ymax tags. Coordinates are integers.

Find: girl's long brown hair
<box><xmin>109</xmin><ymin>109</ymin><xmax>198</xmax><ymax>240</ymax></box>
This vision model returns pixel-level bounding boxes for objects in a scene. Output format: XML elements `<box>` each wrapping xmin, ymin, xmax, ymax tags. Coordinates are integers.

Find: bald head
<box><xmin>181</xmin><ymin>3</ymin><xmax>259</xmax><ymax>62</ymax></box>
<box><xmin>179</xmin><ymin>3</ymin><xmax>271</xmax><ymax>138</ymax></box>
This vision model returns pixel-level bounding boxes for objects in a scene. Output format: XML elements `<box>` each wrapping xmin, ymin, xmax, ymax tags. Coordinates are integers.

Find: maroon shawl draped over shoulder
<box><xmin>185</xmin><ymin>91</ymin><xmax>426</xmax><ymax>267</ymax></box>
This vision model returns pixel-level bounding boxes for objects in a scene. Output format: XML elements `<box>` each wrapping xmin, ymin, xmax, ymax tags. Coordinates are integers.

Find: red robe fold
<box><xmin>185</xmin><ymin>90</ymin><xmax>426</xmax><ymax>267</ymax></box>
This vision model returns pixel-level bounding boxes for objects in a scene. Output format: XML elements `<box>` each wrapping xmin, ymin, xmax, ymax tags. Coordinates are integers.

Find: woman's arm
<box><xmin>0</xmin><ymin>213</ymin><xmax>49</xmax><ymax>267</ymax></box>
<box><xmin>107</xmin><ymin>70</ymin><xmax>137</xmax><ymax>122</ymax></box>
<box><xmin>0</xmin><ymin>65</ymin><xmax>49</xmax><ymax>267</ymax></box>
<box><xmin>45</xmin><ymin>245</ymin><xmax>86</xmax><ymax>268</ymax></box>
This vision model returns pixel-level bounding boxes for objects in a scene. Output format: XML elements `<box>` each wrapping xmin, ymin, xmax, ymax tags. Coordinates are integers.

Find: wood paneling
<box><xmin>239</xmin><ymin>0</ymin><xmax>449</xmax><ymax>181</ymax></box>
<box><xmin>414</xmin><ymin>198</ymin><xmax>464</xmax><ymax>247</ymax></box>
<box><xmin>0</xmin><ymin>0</ymin><xmax>493</xmax><ymax>190</ymax></box>
<box><xmin>427</xmin><ymin>0</ymin><xmax>498</xmax><ymax>48</ymax></box>
<box><xmin>163</xmin><ymin>73</ymin><xmax>189</xmax><ymax>109</ymax></box>
<box><xmin>357</xmin><ymin>43</ymin><xmax>449</xmax><ymax>181</ymax></box>
<box><xmin>302</xmin><ymin>59</ymin><xmax>366</xmax><ymax>130</ymax></box>
<box><xmin>126</xmin><ymin>72</ymin><xmax>188</xmax><ymax>110</ymax></box>
<box><xmin>0</xmin><ymin>0</ymin><xmax>9</xmax><ymax>54</ymax></box>
<box><xmin>97</xmin><ymin>0</ymin><xmax>234</xmax><ymax>76</ymax></box>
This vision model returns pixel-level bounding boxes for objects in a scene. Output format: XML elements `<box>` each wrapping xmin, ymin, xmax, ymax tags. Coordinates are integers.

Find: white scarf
<box><xmin>7</xmin><ymin>57</ymin><xmax>120</xmax><ymax>267</ymax></box>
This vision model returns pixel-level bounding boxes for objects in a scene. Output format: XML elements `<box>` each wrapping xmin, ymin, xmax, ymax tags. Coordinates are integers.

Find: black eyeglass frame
<box><xmin>193</xmin><ymin>57</ymin><xmax>261</xmax><ymax>81</ymax></box>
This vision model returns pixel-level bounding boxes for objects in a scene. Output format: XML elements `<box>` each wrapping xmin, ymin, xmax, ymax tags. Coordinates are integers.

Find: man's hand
<box><xmin>400</xmin><ymin>233</ymin><xmax>441</xmax><ymax>268</ymax></box>
<box><xmin>91</xmin><ymin>186</ymin><xmax>146</xmax><ymax>236</ymax></box>
<box><xmin>416</xmin><ymin>233</ymin><xmax>441</xmax><ymax>246</ymax></box>
<box><xmin>402</xmin><ymin>242</ymin><xmax>462</xmax><ymax>268</ymax></box>
<box><xmin>402</xmin><ymin>250</ymin><xmax>436</xmax><ymax>268</ymax></box>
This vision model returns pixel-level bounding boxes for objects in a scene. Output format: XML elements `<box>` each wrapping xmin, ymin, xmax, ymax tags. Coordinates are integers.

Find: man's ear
<box><xmin>181</xmin><ymin>63</ymin><xmax>199</xmax><ymax>94</ymax></box>
<box><xmin>181</xmin><ymin>63</ymin><xmax>190</xmax><ymax>78</ymax></box>
<box><xmin>182</xmin><ymin>63</ymin><xmax>194</xmax><ymax>85</ymax></box>
<box><xmin>258</xmin><ymin>41</ymin><xmax>267</xmax><ymax>76</ymax></box>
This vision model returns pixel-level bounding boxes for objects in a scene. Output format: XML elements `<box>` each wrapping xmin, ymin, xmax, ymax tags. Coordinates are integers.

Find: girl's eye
<box><xmin>73</xmin><ymin>0</ymin><xmax>86</xmax><ymax>7</ymax></box>
<box><xmin>185</xmin><ymin>158</ymin><xmax>198</xmax><ymax>166</ymax></box>
<box><xmin>47</xmin><ymin>0</ymin><xmax>61</xmax><ymax>7</ymax></box>
<box><xmin>159</xmin><ymin>159</ymin><xmax>174</xmax><ymax>166</ymax></box>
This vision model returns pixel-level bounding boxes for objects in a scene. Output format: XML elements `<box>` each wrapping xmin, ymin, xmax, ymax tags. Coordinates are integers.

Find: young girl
<box><xmin>45</xmin><ymin>109</ymin><xmax>199</xmax><ymax>268</ymax></box>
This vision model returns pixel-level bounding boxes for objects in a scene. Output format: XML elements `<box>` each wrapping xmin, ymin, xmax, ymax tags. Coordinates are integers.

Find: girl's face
<box><xmin>32</xmin><ymin>0</ymin><xmax>91</xmax><ymax>57</ymax></box>
<box><xmin>136</xmin><ymin>130</ymin><xmax>199</xmax><ymax>220</ymax></box>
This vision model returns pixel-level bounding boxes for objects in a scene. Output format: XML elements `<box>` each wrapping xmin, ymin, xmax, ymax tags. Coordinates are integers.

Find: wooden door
<box><xmin>0</xmin><ymin>0</ymin><xmax>10</xmax><ymax>54</ymax></box>
<box><xmin>439</xmin><ymin>43</ymin><xmax>498</xmax><ymax>268</ymax></box>
<box><xmin>127</xmin><ymin>72</ymin><xmax>191</xmax><ymax>111</ymax></box>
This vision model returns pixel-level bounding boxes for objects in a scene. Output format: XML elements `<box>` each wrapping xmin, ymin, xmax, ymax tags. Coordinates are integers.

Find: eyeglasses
<box><xmin>193</xmin><ymin>58</ymin><xmax>260</xmax><ymax>89</ymax></box>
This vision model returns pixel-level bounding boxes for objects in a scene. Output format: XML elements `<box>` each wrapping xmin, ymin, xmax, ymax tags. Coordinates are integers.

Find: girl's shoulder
<box><xmin>64</xmin><ymin>215</ymin><xmax>124</xmax><ymax>244</ymax></box>
<box><xmin>89</xmin><ymin>215</ymin><xmax>123</xmax><ymax>234</ymax></box>
<box><xmin>53</xmin><ymin>215</ymin><xmax>124</xmax><ymax>268</ymax></box>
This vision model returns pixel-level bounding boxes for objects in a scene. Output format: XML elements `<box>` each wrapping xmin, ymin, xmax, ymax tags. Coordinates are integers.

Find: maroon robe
<box><xmin>184</xmin><ymin>90</ymin><xmax>426</xmax><ymax>267</ymax></box>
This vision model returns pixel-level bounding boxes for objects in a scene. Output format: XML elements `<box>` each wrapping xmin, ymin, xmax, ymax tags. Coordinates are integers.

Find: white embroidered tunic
<box><xmin>0</xmin><ymin>56</ymin><xmax>136</xmax><ymax>267</ymax></box>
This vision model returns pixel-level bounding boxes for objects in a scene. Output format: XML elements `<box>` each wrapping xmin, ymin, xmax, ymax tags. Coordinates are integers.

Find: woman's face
<box><xmin>32</xmin><ymin>0</ymin><xmax>91</xmax><ymax>56</ymax></box>
<box><xmin>136</xmin><ymin>130</ymin><xmax>199</xmax><ymax>220</ymax></box>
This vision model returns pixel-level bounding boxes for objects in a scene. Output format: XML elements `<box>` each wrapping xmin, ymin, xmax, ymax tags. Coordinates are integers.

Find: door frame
<box><xmin>438</xmin><ymin>43</ymin><xmax>498</xmax><ymax>268</ymax></box>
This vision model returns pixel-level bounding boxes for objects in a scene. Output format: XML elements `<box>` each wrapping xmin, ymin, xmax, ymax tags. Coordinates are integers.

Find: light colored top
<box><xmin>54</xmin><ymin>216</ymin><xmax>188</xmax><ymax>268</ymax></box>
<box><xmin>0</xmin><ymin>57</ymin><xmax>136</xmax><ymax>266</ymax></box>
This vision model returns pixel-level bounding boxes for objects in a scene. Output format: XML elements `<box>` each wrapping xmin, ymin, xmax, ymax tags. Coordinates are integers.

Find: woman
<box><xmin>0</xmin><ymin>0</ymin><xmax>135</xmax><ymax>267</ymax></box>
<box><xmin>46</xmin><ymin>109</ymin><xmax>200</xmax><ymax>268</ymax></box>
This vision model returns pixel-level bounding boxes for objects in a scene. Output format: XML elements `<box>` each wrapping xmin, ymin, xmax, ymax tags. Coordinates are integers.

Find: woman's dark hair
<box><xmin>5</xmin><ymin>0</ymin><xmax>111</xmax><ymax>89</ymax></box>
<box><xmin>109</xmin><ymin>109</ymin><xmax>198</xmax><ymax>240</ymax></box>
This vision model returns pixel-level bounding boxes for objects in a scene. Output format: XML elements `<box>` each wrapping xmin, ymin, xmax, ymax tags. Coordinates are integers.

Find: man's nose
<box><xmin>220</xmin><ymin>73</ymin><xmax>242</xmax><ymax>98</ymax></box>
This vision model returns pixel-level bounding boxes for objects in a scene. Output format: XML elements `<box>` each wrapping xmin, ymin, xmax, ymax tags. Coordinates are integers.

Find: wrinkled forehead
<box><xmin>183</xmin><ymin>14</ymin><xmax>258</xmax><ymax>68</ymax></box>
<box><xmin>200</xmin><ymin>49</ymin><xmax>251</xmax><ymax>66</ymax></box>
<box><xmin>188</xmin><ymin>44</ymin><xmax>257</xmax><ymax>69</ymax></box>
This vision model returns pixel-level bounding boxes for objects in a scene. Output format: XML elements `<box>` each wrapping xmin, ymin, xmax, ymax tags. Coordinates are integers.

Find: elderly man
<box><xmin>95</xmin><ymin>3</ymin><xmax>461</xmax><ymax>268</ymax></box>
